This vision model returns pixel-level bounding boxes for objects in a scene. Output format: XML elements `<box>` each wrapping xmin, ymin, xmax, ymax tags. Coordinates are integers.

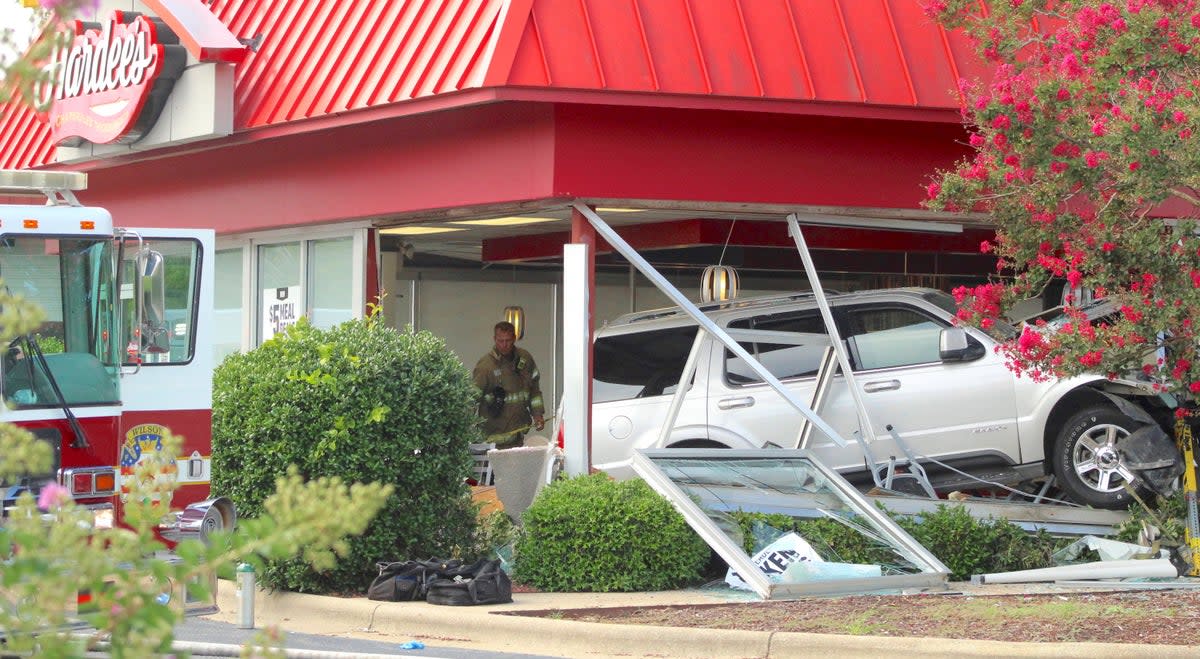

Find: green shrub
<box><xmin>730</xmin><ymin>505</ymin><xmax>1060</xmax><ymax>581</ymax></box>
<box><xmin>1116</xmin><ymin>489</ymin><xmax>1188</xmax><ymax>544</ymax></box>
<box><xmin>212</xmin><ymin>315</ymin><xmax>480</xmax><ymax>593</ymax></box>
<box><xmin>894</xmin><ymin>505</ymin><xmax>1058</xmax><ymax>580</ymax></box>
<box><xmin>514</xmin><ymin>474</ymin><xmax>710</xmax><ymax>591</ymax></box>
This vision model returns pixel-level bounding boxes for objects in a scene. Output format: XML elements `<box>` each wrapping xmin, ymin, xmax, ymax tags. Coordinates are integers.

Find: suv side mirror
<box><xmin>939</xmin><ymin>327</ymin><xmax>985</xmax><ymax>362</ymax></box>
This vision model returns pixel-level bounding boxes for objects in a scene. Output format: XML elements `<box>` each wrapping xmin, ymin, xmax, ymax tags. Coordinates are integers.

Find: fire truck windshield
<box><xmin>1</xmin><ymin>236</ymin><xmax>119</xmax><ymax>408</ymax></box>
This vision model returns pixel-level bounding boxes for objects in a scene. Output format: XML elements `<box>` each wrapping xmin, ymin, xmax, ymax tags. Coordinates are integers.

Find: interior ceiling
<box><xmin>375</xmin><ymin>202</ymin><xmax>990</xmax><ymax>270</ymax></box>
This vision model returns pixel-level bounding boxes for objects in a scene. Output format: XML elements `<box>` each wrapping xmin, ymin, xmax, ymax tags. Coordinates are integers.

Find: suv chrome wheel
<box><xmin>1069</xmin><ymin>422</ymin><xmax>1135</xmax><ymax>493</ymax></box>
<box><xmin>1053</xmin><ymin>405</ymin><xmax>1143</xmax><ymax>509</ymax></box>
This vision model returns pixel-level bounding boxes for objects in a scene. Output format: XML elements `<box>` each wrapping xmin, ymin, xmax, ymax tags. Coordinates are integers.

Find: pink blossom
<box><xmin>38</xmin><ymin>483</ymin><xmax>70</xmax><ymax>511</ymax></box>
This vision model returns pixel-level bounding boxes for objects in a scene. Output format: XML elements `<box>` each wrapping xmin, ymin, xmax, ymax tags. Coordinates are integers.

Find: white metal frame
<box><xmin>632</xmin><ymin>448</ymin><xmax>950</xmax><ymax>599</ymax></box>
<box><xmin>572</xmin><ymin>202</ymin><xmax>852</xmax><ymax>449</ymax></box>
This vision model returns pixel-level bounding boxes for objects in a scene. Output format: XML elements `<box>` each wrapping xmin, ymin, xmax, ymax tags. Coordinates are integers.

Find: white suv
<box><xmin>591</xmin><ymin>287</ymin><xmax>1171</xmax><ymax>509</ymax></box>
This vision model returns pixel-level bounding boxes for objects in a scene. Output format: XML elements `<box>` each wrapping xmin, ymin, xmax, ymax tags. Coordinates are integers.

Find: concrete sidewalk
<box><xmin>208</xmin><ymin>580</ymin><xmax>1200</xmax><ymax>658</ymax></box>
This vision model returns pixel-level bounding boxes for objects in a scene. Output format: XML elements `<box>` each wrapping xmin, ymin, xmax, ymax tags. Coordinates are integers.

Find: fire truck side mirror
<box><xmin>138</xmin><ymin>249</ymin><xmax>171</xmax><ymax>356</ymax></box>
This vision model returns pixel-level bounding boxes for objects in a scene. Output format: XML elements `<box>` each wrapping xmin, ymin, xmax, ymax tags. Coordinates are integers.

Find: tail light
<box><xmin>556</xmin><ymin>424</ymin><xmax>564</xmax><ymax>449</ymax></box>
<box><xmin>61</xmin><ymin>467</ymin><xmax>118</xmax><ymax>497</ymax></box>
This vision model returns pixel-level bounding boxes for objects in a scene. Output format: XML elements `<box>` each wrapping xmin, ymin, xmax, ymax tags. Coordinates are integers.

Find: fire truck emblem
<box><xmin>119</xmin><ymin>423</ymin><xmax>178</xmax><ymax>504</ymax></box>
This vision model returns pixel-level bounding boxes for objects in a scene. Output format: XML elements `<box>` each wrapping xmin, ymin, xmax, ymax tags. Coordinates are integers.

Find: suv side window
<box><xmin>843</xmin><ymin>305</ymin><xmax>947</xmax><ymax>371</ymax></box>
<box><xmin>593</xmin><ymin>326</ymin><xmax>699</xmax><ymax>403</ymax></box>
<box><xmin>724</xmin><ymin>310</ymin><xmax>829</xmax><ymax>385</ymax></box>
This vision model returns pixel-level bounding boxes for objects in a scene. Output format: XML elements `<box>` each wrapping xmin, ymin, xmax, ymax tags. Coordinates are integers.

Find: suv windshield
<box><xmin>1</xmin><ymin>236</ymin><xmax>120</xmax><ymax>407</ymax></box>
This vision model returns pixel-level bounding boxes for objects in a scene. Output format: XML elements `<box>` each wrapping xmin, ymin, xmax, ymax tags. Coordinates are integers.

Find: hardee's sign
<box><xmin>41</xmin><ymin>11</ymin><xmax>186</xmax><ymax>147</ymax></box>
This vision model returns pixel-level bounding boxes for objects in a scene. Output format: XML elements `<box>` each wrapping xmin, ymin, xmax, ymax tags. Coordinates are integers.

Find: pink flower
<box><xmin>1129</xmin><ymin>161</ymin><xmax>1141</xmax><ymax>171</ymax></box>
<box><xmin>38</xmin><ymin>482</ymin><xmax>70</xmax><ymax>511</ymax></box>
<box><xmin>1190</xmin><ymin>381</ymin><xmax>1200</xmax><ymax>394</ymax></box>
<box><xmin>926</xmin><ymin>182</ymin><xmax>941</xmax><ymax>199</ymax></box>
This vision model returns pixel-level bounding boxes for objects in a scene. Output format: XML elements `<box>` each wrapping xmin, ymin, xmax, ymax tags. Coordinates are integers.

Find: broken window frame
<box><xmin>632</xmin><ymin>448</ymin><xmax>951</xmax><ymax>599</ymax></box>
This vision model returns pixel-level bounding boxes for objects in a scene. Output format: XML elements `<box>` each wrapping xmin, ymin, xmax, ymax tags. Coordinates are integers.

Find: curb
<box><xmin>210</xmin><ymin>582</ymin><xmax>1200</xmax><ymax>658</ymax></box>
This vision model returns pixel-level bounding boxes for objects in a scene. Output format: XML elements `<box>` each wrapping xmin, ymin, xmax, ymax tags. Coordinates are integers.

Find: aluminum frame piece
<box><xmin>632</xmin><ymin>448</ymin><xmax>950</xmax><ymax>600</ymax></box>
<box><xmin>573</xmin><ymin>202</ymin><xmax>850</xmax><ymax>449</ymax></box>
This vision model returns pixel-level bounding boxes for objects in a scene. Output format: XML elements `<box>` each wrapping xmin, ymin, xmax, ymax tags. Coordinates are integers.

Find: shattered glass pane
<box><xmin>634</xmin><ymin>449</ymin><xmax>949</xmax><ymax>599</ymax></box>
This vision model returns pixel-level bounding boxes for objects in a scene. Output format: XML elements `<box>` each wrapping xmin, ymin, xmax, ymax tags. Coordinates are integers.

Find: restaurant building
<box><xmin>0</xmin><ymin>0</ymin><xmax>999</xmax><ymax>411</ymax></box>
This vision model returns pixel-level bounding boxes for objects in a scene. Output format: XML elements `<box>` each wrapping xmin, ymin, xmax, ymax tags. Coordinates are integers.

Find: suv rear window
<box><xmin>593</xmin><ymin>326</ymin><xmax>699</xmax><ymax>403</ymax></box>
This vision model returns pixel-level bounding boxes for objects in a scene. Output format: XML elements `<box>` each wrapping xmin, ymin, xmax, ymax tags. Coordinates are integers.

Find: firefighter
<box><xmin>472</xmin><ymin>321</ymin><xmax>545</xmax><ymax>448</ymax></box>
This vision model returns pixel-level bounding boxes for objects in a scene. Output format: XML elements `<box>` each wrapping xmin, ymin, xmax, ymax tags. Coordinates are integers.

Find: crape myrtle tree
<box><xmin>1</xmin><ymin>1</ymin><xmax>97</xmax><ymax>107</ymax></box>
<box><xmin>924</xmin><ymin>0</ymin><xmax>1200</xmax><ymax>405</ymax></box>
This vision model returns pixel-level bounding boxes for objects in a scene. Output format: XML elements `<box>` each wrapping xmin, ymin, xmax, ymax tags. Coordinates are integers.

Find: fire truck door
<box><xmin>115</xmin><ymin>229</ymin><xmax>215</xmax><ymax>506</ymax></box>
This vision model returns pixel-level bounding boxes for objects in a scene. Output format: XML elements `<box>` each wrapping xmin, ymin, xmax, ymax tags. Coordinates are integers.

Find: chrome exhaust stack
<box><xmin>160</xmin><ymin>497</ymin><xmax>236</xmax><ymax>544</ymax></box>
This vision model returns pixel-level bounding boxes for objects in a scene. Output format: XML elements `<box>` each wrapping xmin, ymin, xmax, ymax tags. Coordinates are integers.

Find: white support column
<box><xmin>562</xmin><ymin>243</ymin><xmax>591</xmax><ymax>476</ymax></box>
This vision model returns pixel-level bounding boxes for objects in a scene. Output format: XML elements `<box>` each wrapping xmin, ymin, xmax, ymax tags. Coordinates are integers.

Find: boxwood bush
<box><xmin>514</xmin><ymin>474</ymin><xmax>710</xmax><ymax>592</ymax></box>
<box><xmin>212</xmin><ymin>315</ymin><xmax>479</xmax><ymax>593</ymax></box>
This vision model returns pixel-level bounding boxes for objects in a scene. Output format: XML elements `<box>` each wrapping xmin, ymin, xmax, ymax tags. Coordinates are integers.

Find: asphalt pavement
<box><xmin>176</xmin><ymin>617</ymin><xmax>560</xmax><ymax>658</ymax></box>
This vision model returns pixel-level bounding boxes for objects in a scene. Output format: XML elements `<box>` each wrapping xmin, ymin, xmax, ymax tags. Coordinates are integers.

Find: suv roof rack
<box><xmin>614</xmin><ymin>289</ymin><xmax>843</xmax><ymax>326</ymax></box>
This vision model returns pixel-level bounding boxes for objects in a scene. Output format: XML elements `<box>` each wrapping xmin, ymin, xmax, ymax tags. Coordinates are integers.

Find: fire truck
<box><xmin>0</xmin><ymin>169</ymin><xmax>233</xmax><ymax>543</ymax></box>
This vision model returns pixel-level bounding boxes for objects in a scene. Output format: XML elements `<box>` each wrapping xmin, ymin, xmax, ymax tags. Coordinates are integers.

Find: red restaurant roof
<box><xmin>0</xmin><ymin>0</ymin><xmax>985</xmax><ymax>170</ymax></box>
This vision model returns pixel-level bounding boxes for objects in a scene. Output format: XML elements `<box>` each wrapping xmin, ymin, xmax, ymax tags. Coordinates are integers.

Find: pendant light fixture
<box><xmin>701</xmin><ymin>265</ymin><xmax>740</xmax><ymax>302</ymax></box>
<box><xmin>701</xmin><ymin>220</ymin><xmax>740</xmax><ymax>302</ymax></box>
<box><xmin>503</xmin><ymin>305</ymin><xmax>525</xmax><ymax>339</ymax></box>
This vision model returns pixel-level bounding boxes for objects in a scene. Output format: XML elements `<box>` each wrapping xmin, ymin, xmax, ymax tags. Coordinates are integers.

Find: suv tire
<box><xmin>1052</xmin><ymin>405</ymin><xmax>1145</xmax><ymax>510</ymax></box>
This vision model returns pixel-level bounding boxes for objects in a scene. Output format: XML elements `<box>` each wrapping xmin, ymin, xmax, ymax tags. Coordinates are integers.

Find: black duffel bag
<box><xmin>367</xmin><ymin>558</ymin><xmax>463</xmax><ymax>602</ymax></box>
<box><xmin>426</xmin><ymin>558</ymin><xmax>512</xmax><ymax>606</ymax></box>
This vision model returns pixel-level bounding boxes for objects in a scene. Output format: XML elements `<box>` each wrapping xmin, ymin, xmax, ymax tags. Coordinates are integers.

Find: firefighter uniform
<box><xmin>472</xmin><ymin>346</ymin><xmax>544</xmax><ymax>448</ymax></box>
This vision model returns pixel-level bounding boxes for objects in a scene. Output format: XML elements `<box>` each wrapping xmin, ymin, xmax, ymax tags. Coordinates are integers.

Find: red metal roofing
<box><xmin>0</xmin><ymin>0</ymin><xmax>984</xmax><ymax>170</ymax></box>
<box><xmin>504</xmin><ymin>0</ymin><xmax>987</xmax><ymax>108</ymax></box>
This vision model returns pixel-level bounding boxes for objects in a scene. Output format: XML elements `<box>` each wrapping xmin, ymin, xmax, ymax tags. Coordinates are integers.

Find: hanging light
<box><xmin>503</xmin><ymin>305</ymin><xmax>526</xmax><ymax>339</ymax></box>
<box><xmin>701</xmin><ymin>265</ymin><xmax>740</xmax><ymax>302</ymax></box>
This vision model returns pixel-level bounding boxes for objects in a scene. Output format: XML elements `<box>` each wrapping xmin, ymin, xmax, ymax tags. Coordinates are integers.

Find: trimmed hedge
<box><xmin>514</xmin><ymin>474</ymin><xmax>710</xmax><ymax>592</ymax></box>
<box><xmin>212</xmin><ymin>316</ymin><xmax>480</xmax><ymax>593</ymax></box>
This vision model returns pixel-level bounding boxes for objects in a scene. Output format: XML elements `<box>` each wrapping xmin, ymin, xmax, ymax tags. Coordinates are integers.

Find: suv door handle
<box><xmin>717</xmin><ymin>396</ymin><xmax>756</xmax><ymax>410</ymax></box>
<box><xmin>863</xmin><ymin>379</ymin><xmax>901</xmax><ymax>393</ymax></box>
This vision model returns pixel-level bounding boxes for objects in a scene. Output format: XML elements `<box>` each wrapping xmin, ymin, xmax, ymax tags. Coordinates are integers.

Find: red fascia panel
<box><xmin>142</xmin><ymin>0</ymin><xmax>248</xmax><ymax>63</ymax></box>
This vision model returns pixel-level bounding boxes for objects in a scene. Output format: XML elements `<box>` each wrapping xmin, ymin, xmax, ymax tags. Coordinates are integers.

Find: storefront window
<box><xmin>258</xmin><ymin>242</ymin><xmax>302</xmax><ymax>343</ymax></box>
<box><xmin>308</xmin><ymin>238</ymin><xmax>354</xmax><ymax>329</ymax></box>
<box><xmin>214</xmin><ymin>248</ymin><xmax>243</xmax><ymax>363</ymax></box>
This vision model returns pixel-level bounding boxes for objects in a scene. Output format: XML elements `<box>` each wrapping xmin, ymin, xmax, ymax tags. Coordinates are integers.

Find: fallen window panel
<box><xmin>632</xmin><ymin>448</ymin><xmax>950</xmax><ymax>599</ymax></box>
